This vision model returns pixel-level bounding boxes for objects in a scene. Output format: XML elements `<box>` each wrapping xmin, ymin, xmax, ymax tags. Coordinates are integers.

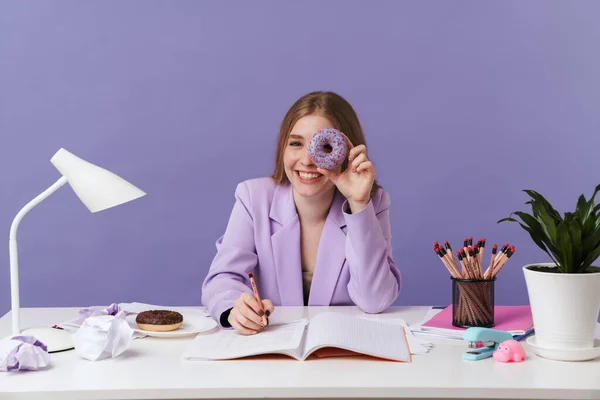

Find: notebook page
<box><xmin>182</xmin><ymin>319</ymin><xmax>308</xmax><ymax>360</ymax></box>
<box><xmin>301</xmin><ymin>312</ymin><xmax>411</xmax><ymax>362</ymax></box>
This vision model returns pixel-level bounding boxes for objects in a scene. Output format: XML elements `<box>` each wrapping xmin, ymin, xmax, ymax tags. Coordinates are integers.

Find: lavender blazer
<box><xmin>201</xmin><ymin>177</ymin><xmax>402</xmax><ymax>325</ymax></box>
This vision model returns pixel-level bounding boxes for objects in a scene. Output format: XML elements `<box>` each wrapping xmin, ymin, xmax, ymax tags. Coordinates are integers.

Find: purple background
<box><xmin>2</xmin><ymin>1</ymin><xmax>600</xmax><ymax>317</ymax></box>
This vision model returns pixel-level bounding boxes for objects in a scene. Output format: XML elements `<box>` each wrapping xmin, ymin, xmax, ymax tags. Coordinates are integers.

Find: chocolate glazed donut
<box><xmin>307</xmin><ymin>128</ymin><xmax>348</xmax><ymax>170</ymax></box>
<box><xmin>135</xmin><ymin>310</ymin><xmax>183</xmax><ymax>332</ymax></box>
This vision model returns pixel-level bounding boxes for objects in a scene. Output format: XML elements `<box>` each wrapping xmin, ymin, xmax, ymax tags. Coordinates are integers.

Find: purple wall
<box><xmin>2</xmin><ymin>1</ymin><xmax>600</xmax><ymax>317</ymax></box>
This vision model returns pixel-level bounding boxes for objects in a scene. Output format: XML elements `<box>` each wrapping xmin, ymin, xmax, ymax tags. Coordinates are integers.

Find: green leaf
<box><xmin>582</xmin><ymin>211</ymin><xmax>597</xmax><ymax>237</ymax></box>
<box><xmin>513</xmin><ymin>211</ymin><xmax>555</xmax><ymax>247</ymax></box>
<box><xmin>583</xmin><ymin>227</ymin><xmax>600</xmax><ymax>256</ymax></box>
<box><xmin>523</xmin><ymin>190</ymin><xmax>562</xmax><ymax>222</ymax></box>
<box><xmin>594</xmin><ymin>204</ymin><xmax>600</xmax><ymax>231</ymax></box>
<box><xmin>576</xmin><ymin>194</ymin><xmax>591</xmax><ymax>225</ymax></box>
<box><xmin>576</xmin><ymin>184</ymin><xmax>600</xmax><ymax>226</ymax></box>
<box><xmin>511</xmin><ymin>212</ymin><xmax>559</xmax><ymax>264</ymax></box>
<box><xmin>497</xmin><ymin>216</ymin><xmax>518</xmax><ymax>224</ymax></box>
<box><xmin>581</xmin><ymin>245</ymin><xmax>600</xmax><ymax>271</ymax></box>
<box><xmin>556</xmin><ymin>222</ymin><xmax>575</xmax><ymax>273</ymax></box>
<box><xmin>556</xmin><ymin>222</ymin><xmax>570</xmax><ymax>272</ymax></box>
<box><xmin>581</xmin><ymin>185</ymin><xmax>600</xmax><ymax>234</ymax></box>
<box><xmin>568</xmin><ymin>218</ymin><xmax>583</xmax><ymax>272</ymax></box>
<box><xmin>531</xmin><ymin>201</ymin><xmax>558</xmax><ymax>246</ymax></box>
<box><xmin>588</xmin><ymin>184</ymin><xmax>600</xmax><ymax>205</ymax></box>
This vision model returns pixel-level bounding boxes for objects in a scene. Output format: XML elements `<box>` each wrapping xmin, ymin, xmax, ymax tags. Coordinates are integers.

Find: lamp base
<box><xmin>20</xmin><ymin>327</ymin><xmax>74</xmax><ymax>353</ymax></box>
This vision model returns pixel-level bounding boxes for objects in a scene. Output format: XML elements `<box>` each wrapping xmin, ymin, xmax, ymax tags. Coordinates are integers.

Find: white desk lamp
<box><xmin>9</xmin><ymin>148</ymin><xmax>146</xmax><ymax>352</ymax></box>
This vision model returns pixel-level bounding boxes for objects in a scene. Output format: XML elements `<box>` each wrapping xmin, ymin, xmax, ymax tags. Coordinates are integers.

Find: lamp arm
<box><xmin>9</xmin><ymin>176</ymin><xmax>68</xmax><ymax>336</ymax></box>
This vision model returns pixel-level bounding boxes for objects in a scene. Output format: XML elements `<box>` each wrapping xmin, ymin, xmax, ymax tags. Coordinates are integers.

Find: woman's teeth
<box><xmin>298</xmin><ymin>172</ymin><xmax>321</xmax><ymax>180</ymax></box>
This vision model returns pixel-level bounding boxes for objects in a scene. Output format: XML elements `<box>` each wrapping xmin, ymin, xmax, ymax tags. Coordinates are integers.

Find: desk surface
<box><xmin>1</xmin><ymin>306</ymin><xmax>598</xmax><ymax>400</ymax></box>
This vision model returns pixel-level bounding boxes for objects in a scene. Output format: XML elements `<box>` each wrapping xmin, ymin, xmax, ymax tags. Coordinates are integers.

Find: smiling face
<box><xmin>283</xmin><ymin>114</ymin><xmax>341</xmax><ymax>199</ymax></box>
<box><xmin>271</xmin><ymin>91</ymin><xmax>380</xmax><ymax>195</ymax></box>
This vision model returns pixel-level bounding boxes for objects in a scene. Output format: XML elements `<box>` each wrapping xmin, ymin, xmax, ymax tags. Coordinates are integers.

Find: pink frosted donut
<box><xmin>307</xmin><ymin>128</ymin><xmax>348</xmax><ymax>170</ymax></box>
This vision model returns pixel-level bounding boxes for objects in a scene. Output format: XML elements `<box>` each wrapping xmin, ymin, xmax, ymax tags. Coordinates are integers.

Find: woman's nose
<box><xmin>300</xmin><ymin>149</ymin><xmax>314</xmax><ymax>166</ymax></box>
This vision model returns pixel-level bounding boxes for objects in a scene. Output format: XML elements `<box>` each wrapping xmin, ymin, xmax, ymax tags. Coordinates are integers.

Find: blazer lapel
<box><xmin>308</xmin><ymin>189</ymin><xmax>347</xmax><ymax>306</ymax></box>
<box><xmin>269</xmin><ymin>184</ymin><xmax>304</xmax><ymax>305</ymax></box>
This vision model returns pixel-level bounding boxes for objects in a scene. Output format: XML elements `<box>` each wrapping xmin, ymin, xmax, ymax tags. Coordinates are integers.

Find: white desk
<box><xmin>1</xmin><ymin>306</ymin><xmax>598</xmax><ymax>400</ymax></box>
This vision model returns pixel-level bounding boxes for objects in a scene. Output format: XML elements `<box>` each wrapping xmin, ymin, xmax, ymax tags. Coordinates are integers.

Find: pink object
<box><xmin>307</xmin><ymin>128</ymin><xmax>348</xmax><ymax>170</ymax></box>
<box><xmin>493</xmin><ymin>340</ymin><xmax>526</xmax><ymax>363</ymax></box>
<box><xmin>422</xmin><ymin>306</ymin><xmax>533</xmax><ymax>334</ymax></box>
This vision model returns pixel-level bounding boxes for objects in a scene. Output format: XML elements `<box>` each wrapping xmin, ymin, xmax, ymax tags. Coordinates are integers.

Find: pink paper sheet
<box><xmin>422</xmin><ymin>305</ymin><xmax>533</xmax><ymax>333</ymax></box>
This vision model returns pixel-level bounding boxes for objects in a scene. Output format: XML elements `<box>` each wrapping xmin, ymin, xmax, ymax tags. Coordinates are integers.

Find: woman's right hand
<box><xmin>227</xmin><ymin>292</ymin><xmax>274</xmax><ymax>335</ymax></box>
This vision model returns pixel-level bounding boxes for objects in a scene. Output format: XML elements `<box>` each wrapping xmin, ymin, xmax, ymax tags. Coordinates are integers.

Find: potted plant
<box><xmin>498</xmin><ymin>185</ymin><xmax>600</xmax><ymax>361</ymax></box>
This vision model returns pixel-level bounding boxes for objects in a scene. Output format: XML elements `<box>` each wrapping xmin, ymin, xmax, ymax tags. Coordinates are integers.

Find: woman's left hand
<box><xmin>317</xmin><ymin>135</ymin><xmax>375</xmax><ymax>213</ymax></box>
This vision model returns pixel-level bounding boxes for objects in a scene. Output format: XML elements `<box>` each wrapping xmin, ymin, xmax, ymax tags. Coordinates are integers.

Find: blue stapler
<box><xmin>462</xmin><ymin>327</ymin><xmax>513</xmax><ymax>361</ymax></box>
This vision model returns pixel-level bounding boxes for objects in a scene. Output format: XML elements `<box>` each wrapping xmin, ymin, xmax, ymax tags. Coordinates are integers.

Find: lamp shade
<box><xmin>50</xmin><ymin>148</ymin><xmax>146</xmax><ymax>212</ymax></box>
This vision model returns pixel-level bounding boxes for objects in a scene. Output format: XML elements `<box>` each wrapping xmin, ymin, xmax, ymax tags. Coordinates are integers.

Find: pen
<box><xmin>513</xmin><ymin>328</ymin><xmax>534</xmax><ymax>341</ymax></box>
<box><xmin>248</xmin><ymin>272</ymin><xmax>267</xmax><ymax>326</ymax></box>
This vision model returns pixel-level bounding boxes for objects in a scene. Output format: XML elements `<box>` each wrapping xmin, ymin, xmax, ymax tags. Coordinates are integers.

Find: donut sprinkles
<box><xmin>307</xmin><ymin>128</ymin><xmax>348</xmax><ymax>170</ymax></box>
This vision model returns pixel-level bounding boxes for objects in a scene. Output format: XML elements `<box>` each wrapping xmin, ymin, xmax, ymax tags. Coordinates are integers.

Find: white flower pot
<box><xmin>523</xmin><ymin>263</ymin><xmax>600</xmax><ymax>359</ymax></box>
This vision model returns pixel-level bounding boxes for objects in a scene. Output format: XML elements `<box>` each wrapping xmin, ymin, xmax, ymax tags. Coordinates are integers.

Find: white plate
<box><xmin>526</xmin><ymin>336</ymin><xmax>600</xmax><ymax>361</ymax></box>
<box><xmin>126</xmin><ymin>313</ymin><xmax>217</xmax><ymax>338</ymax></box>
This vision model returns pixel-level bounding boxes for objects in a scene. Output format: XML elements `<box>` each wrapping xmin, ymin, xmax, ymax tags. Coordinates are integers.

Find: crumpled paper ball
<box><xmin>74</xmin><ymin>302</ymin><xmax>123</xmax><ymax>325</ymax></box>
<box><xmin>0</xmin><ymin>336</ymin><xmax>51</xmax><ymax>372</ymax></box>
<box><xmin>71</xmin><ymin>314</ymin><xmax>134</xmax><ymax>361</ymax></box>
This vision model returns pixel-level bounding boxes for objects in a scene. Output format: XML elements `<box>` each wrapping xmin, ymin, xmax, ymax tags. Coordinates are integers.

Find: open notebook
<box><xmin>182</xmin><ymin>312</ymin><xmax>412</xmax><ymax>362</ymax></box>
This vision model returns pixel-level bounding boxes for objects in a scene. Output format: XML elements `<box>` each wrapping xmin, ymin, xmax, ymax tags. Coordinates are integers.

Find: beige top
<box><xmin>300</xmin><ymin>220</ymin><xmax>324</xmax><ymax>306</ymax></box>
<box><xmin>302</xmin><ymin>267</ymin><xmax>313</xmax><ymax>305</ymax></box>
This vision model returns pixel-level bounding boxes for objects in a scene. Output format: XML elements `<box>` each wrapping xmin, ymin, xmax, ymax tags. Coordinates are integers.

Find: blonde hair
<box><xmin>271</xmin><ymin>91</ymin><xmax>381</xmax><ymax>193</ymax></box>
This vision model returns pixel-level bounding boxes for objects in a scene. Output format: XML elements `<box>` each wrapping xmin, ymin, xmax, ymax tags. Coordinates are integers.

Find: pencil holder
<box><xmin>451</xmin><ymin>277</ymin><xmax>496</xmax><ymax>328</ymax></box>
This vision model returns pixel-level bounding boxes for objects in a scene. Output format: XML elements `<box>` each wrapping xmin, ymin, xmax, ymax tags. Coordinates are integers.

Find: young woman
<box><xmin>201</xmin><ymin>91</ymin><xmax>401</xmax><ymax>335</ymax></box>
